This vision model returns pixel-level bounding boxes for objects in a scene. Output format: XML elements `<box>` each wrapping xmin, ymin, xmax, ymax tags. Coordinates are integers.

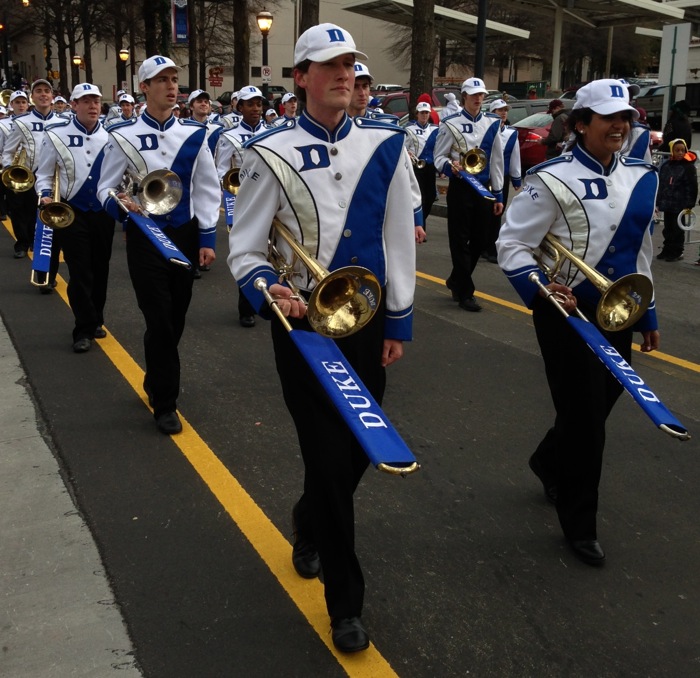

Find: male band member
<box><xmin>52</xmin><ymin>96</ymin><xmax>70</xmax><ymax>117</ymax></box>
<box><xmin>220</xmin><ymin>92</ymin><xmax>240</xmax><ymax>128</ymax></box>
<box><xmin>104</xmin><ymin>89</ymin><xmax>127</xmax><ymax>125</ymax></box>
<box><xmin>271</xmin><ymin>91</ymin><xmax>298</xmax><ymax>126</ymax></box>
<box><xmin>0</xmin><ymin>101</ymin><xmax>17</xmax><ymax>220</ymax></box>
<box><xmin>97</xmin><ymin>55</ymin><xmax>219</xmax><ymax>435</ymax></box>
<box><xmin>105</xmin><ymin>94</ymin><xmax>136</xmax><ymax>130</ymax></box>
<box><xmin>228</xmin><ymin>23</ymin><xmax>416</xmax><ymax>653</ymax></box>
<box><xmin>3</xmin><ymin>81</ymin><xmax>58</xmax><ymax>261</ymax></box>
<box><xmin>405</xmin><ymin>101</ymin><xmax>439</xmax><ymax>223</ymax></box>
<box><xmin>188</xmin><ymin>89</ymin><xmax>223</xmax><ymax>153</ymax></box>
<box><xmin>347</xmin><ymin>62</ymin><xmax>397</xmax><ymax>124</ymax></box>
<box><xmin>36</xmin><ymin>83</ymin><xmax>114</xmax><ymax>353</ymax></box>
<box><xmin>216</xmin><ymin>85</ymin><xmax>266</xmax><ymax>327</ymax></box>
<box><xmin>434</xmin><ymin>76</ymin><xmax>504</xmax><ymax>312</ymax></box>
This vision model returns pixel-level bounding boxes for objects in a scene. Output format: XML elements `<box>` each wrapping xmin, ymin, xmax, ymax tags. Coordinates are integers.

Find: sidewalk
<box><xmin>0</xmin><ymin>316</ymin><xmax>142</xmax><ymax>677</ymax></box>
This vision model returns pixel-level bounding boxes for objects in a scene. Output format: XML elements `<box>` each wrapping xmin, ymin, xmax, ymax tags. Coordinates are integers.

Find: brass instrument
<box><xmin>534</xmin><ymin>232</ymin><xmax>653</xmax><ymax>332</ymax></box>
<box><xmin>459</xmin><ymin>147</ymin><xmax>488</xmax><ymax>175</ymax></box>
<box><xmin>410</xmin><ymin>154</ymin><xmax>426</xmax><ymax>169</ymax></box>
<box><xmin>123</xmin><ymin>168</ymin><xmax>182</xmax><ymax>215</ymax></box>
<box><xmin>0</xmin><ymin>89</ymin><xmax>12</xmax><ymax>107</ymax></box>
<box><xmin>38</xmin><ymin>166</ymin><xmax>75</xmax><ymax>229</ymax></box>
<box><xmin>404</xmin><ymin>128</ymin><xmax>426</xmax><ymax>168</ymax></box>
<box><xmin>268</xmin><ymin>218</ymin><xmax>382</xmax><ymax>338</ymax></box>
<box><xmin>222</xmin><ymin>166</ymin><xmax>240</xmax><ymax>194</ymax></box>
<box><xmin>2</xmin><ymin>148</ymin><xmax>35</xmax><ymax>192</ymax></box>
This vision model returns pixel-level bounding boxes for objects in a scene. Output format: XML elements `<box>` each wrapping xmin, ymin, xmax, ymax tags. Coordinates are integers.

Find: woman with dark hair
<box><xmin>497</xmin><ymin>80</ymin><xmax>660</xmax><ymax>567</ymax></box>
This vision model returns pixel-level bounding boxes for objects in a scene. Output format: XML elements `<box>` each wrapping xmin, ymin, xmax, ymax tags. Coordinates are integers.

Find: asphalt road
<box><xmin>1</xmin><ymin>209</ymin><xmax>699</xmax><ymax>678</ymax></box>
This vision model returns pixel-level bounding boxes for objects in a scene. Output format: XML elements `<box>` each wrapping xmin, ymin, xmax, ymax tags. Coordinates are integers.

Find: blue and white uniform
<box><xmin>220</xmin><ymin>111</ymin><xmax>241</xmax><ymax>129</ymax></box>
<box><xmin>497</xmin><ymin>145</ymin><xmax>658</xmax><ymax>331</ymax></box>
<box><xmin>404</xmin><ymin>118</ymin><xmax>438</xmax><ymax>165</ymax></box>
<box><xmin>228</xmin><ymin>111</ymin><xmax>416</xmax><ymax>340</ymax></box>
<box><xmin>215</xmin><ymin>119</ymin><xmax>267</xmax><ymax>179</ymax></box>
<box><xmin>500</xmin><ymin>124</ymin><xmax>522</xmax><ymax>189</ymax></box>
<box><xmin>623</xmin><ymin>121</ymin><xmax>652</xmax><ymax>162</ymax></box>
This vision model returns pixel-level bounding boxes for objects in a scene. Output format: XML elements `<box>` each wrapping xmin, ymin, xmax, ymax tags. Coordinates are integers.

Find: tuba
<box><xmin>38</xmin><ymin>166</ymin><xmax>75</xmax><ymax>229</ymax></box>
<box><xmin>268</xmin><ymin>218</ymin><xmax>382</xmax><ymax>338</ymax></box>
<box><xmin>534</xmin><ymin>233</ymin><xmax>653</xmax><ymax>332</ymax></box>
<box><xmin>2</xmin><ymin>147</ymin><xmax>35</xmax><ymax>192</ymax></box>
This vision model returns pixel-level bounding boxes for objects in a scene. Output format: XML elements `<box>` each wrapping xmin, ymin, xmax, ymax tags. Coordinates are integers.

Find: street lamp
<box><xmin>256</xmin><ymin>9</ymin><xmax>273</xmax><ymax>102</ymax></box>
<box><xmin>118</xmin><ymin>48</ymin><xmax>129</xmax><ymax>92</ymax></box>
<box><xmin>71</xmin><ymin>55</ymin><xmax>81</xmax><ymax>89</ymax></box>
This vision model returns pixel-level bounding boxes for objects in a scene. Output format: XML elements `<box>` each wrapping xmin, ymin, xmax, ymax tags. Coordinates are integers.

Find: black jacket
<box><xmin>656</xmin><ymin>154</ymin><xmax>698</xmax><ymax>212</ymax></box>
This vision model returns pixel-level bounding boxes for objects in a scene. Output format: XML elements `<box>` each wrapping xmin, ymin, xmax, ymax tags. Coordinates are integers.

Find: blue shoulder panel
<box><xmin>525</xmin><ymin>154</ymin><xmax>573</xmax><ymax>176</ymax></box>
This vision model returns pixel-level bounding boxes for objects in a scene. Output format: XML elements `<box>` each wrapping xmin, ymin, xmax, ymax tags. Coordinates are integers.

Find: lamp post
<box><xmin>256</xmin><ymin>9</ymin><xmax>273</xmax><ymax>102</ymax></box>
<box><xmin>118</xmin><ymin>48</ymin><xmax>129</xmax><ymax>92</ymax></box>
<box><xmin>72</xmin><ymin>55</ymin><xmax>81</xmax><ymax>89</ymax></box>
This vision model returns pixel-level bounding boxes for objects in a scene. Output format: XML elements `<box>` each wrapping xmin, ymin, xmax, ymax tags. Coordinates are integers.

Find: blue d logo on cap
<box><xmin>326</xmin><ymin>28</ymin><xmax>346</xmax><ymax>43</ymax></box>
<box><xmin>154</xmin><ymin>57</ymin><xmax>167</xmax><ymax>66</ymax></box>
<box><xmin>610</xmin><ymin>84</ymin><xmax>624</xmax><ymax>99</ymax></box>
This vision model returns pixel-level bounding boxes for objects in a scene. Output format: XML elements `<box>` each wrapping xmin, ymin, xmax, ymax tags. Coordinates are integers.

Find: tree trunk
<box><xmin>409</xmin><ymin>0</ymin><xmax>435</xmax><ymax>113</ymax></box>
<box><xmin>143</xmin><ymin>0</ymin><xmax>158</xmax><ymax>56</ymax></box>
<box><xmin>299</xmin><ymin>0</ymin><xmax>319</xmax><ymax>36</ymax></box>
<box><xmin>197</xmin><ymin>0</ymin><xmax>206</xmax><ymax>90</ymax></box>
<box><xmin>188</xmin><ymin>0</ymin><xmax>197</xmax><ymax>89</ymax></box>
<box><xmin>232</xmin><ymin>0</ymin><xmax>249</xmax><ymax>90</ymax></box>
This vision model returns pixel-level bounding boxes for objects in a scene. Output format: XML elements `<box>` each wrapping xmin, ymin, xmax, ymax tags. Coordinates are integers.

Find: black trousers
<box><xmin>7</xmin><ymin>186</ymin><xmax>37</xmax><ymax>253</ymax></box>
<box><xmin>445</xmin><ymin>177</ymin><xmax>493</xmax><ymax>299</ymax></box>
<box><xmin>413</xmin><ymin>163</ymin><xmax>437</xmax><ymax>223</ymax></box>
<box><xmin>531</xmin><ymin>296</ymin><xmax>630</xmax><ymax>540</ymax></box>
<box><xmin>126</xmin><ymin>218</ymin><xmax>199</xmax><ymax>418</ymax></box>
<box><xmin>53</xmin><ymin>207</ymin><xmax>115</xmax><ymax>341</ymax></box>
<box><xmin>271</xmin><ymin>298</ymin><xmax>386</xmax><ymax>620</ymax></box>
<box><xmin>662</xmin><ymin>211</ymin><xmax>685</xmax><ymax>257</ymax></box>
<box><xmin>485</xmin><ymin>181</ymin><xmax>511</xmax><ymax>258</ymax></box>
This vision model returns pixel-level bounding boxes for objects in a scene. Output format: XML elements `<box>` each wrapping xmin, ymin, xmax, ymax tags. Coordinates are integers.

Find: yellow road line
<box><xmin>2</xmin><ymin>219</ymin><xmax>397</xmax><ymax>676</ymax></box>
<box><xmin>417</xmin><ymin>271</ymin><xmax>700</xmax><ymax>374</ymax></box>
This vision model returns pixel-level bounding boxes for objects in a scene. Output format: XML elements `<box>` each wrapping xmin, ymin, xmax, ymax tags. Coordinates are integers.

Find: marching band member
<box><xmin>405</xmin><ymin>101</ymin><xmax>439</xmax><ymax>222</ymax></box>
<box><xmin>3</xmin><ymin>81</ymin><xmax>58</xmax><ymax>263</ymax></box>
<box><xmin>271</xmin><ymin>91</ymin><xmax>298</xmax><ymax>126</ymax></box>
<box><xmin>483</xmin><ymin>98</ymin><xmax>522</xmax><ymax>262</ymax></box>
<box><xmin>0</xmin><ymin>101</ymin><xmax>16</xmax><ymax>221</ymax></box>
<box><xmin>216</xmin><ymin>85</ymin><xmax>266</xmax><ymax>327</ymax></box>
<box><xmin>188</xmin><ymin>89</ymin><xmax>224</xmax><ymax>152</ymax></box>
<box><xmin>434</xmin><ymin>76</ymin><xmax>504</xmax><ymax>312</ymax></box>
<box><xmin>36</xmin><ymin>83</ymin><xmax>114</xmax><ymax>353</ymax></box>
<box><xmin>220</xmin><ymin>92</ymin><xmax>240</xmax><ymax>128</ymax></box>
<box><xmin>496</xmin><ymin>79</ymin><xmax>659</xmax><ymax>567</ymax></box>
<box><xmin>52</xmin><ymin>95</ymin><xmax>71</xmax><ymax>118</ymax></box>
<box><xmin>264</xmin><ymin>108</ymin><xmax>278</xmax><ymax>125</ymax></box>
<box><xmin>104</xmin><ymin>93</ymin><xmax>136</xmax><ymax>130</ymax></box>
<box><xmin>347</xmin><ymin>62</ymin><xmax>398</xmax><ymax>124</ymax></box>
<box><xmin>227</xmin><ymin>23</ymin><xmax>416</xmax><ymax>653</ymax></box>
<box><xmin>97</xmin><ymin>55</ymin><xmax>219</xmax><ymax>435</ymax></box>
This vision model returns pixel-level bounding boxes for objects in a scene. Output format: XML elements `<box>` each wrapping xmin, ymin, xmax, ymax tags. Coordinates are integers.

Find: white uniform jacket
<box><xmin>227</xmin><ymin>112</ymin><xmax>417</xmax><ymax>341</ymax></box>
<box><xmin>35</xmin><ymin>117</ymin><xmax>109</xmax><ymax>212</ymax></box>
<box><xmin>96</xmin><ymin>111</ymin><xmax>220</xmax><ymax>250</ymax></box>
<box><xmin>216</xmin><ymin>120</ymin><xmax>267</xmax><ymax>180</ymax></box>
<box><xmin>623</xmin><ymin>122</ymin><xmax>652</xmax><ymax>162</ymax></box>
<box><xmin>433</xmin><ymin>108</ymin><xmax>505</xmax><ymax>202</ymax></box>
<box><xmin>500</xmin><ymin>124</ymin><xmax>522</xmax><ymax>189</ymax></box>
<box><xmin>0</xmin><ymin>117</ymin><xmax>13</xmax><ymax>159</ymax></box>
<box><xmin>496</xmin><ymin>144</ymin><xmax>659</xmax><ymax>332</ymax></box>
<box><xmin>2</xmin><ymin>109</ymin><xmax>59</xmax><ymax>171</ymax></box>
<box><xmin>404</xmin><ymin>120</ymin><xmax>439</xmax><ymax>165</ymax></box>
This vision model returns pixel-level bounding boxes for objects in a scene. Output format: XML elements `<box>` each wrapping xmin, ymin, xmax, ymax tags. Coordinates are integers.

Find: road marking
<box><xmin>417</xmin><ymin>271</ymin><xmax>700</xmax><ymax>374</ymax></box>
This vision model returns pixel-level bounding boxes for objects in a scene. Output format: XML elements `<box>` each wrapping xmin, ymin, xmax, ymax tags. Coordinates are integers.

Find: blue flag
<box><xmin>128</xmin><ymin>212</ymin><xmax>192</xmax><ymax>269</ymax></box>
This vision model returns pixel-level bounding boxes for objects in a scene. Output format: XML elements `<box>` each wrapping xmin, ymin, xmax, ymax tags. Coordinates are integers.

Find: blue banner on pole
<box><xmin>128</xmin><ymin>212</ymin><xmax>192</xmax><ymax>269</ymax></box>
<box><xmin>457</xmin><ymin>169</ymin><xmax>495</xmax><ymax>201</ymax></box>
<box><xmin>288</xmin><ymin>329</ymin><xmax>419</xmax><ymax>470</ymax></box>
<box><xmin>31</xmin><ymin>218</ymin><xmax>53</xmax><ymax>283</ymax></box>
<box><xmin>172</xmin><ymin>0</ymin><xmax>189</xmax><ymax>44</ymax></box>
<box><xmin>568</xmin><ymin>317</ymin><xmax>689</xmax><ymax>439</ymax></box>
<box><xmin>224</xmin><ymin>190</ymin><xmax>236</xmax><ymax>229</ymax></box>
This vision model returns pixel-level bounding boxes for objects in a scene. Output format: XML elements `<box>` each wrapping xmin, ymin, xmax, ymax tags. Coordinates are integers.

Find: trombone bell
<box><xmin>2</xmin><ymin>148</ymin><xmax>35</xmax><ymax>192</ymax></box>
<box><xmin>460</xmin><ymin>148</ymin><xmax>488</xmax><ymax>175</ymax></box>
<box><xmin>223</xmin><ymin>167</ymin><xmax>240</xmax><ymax>194</ymax></box>
<box><xmin>39</xmin><ymin>165</ymin><xmax>75</xmax><ymax>229</ymax></box>
<box><xmin>126</xmin><ymin>168</ymin><xmax>182</xmax><ymax>215</ymax></box>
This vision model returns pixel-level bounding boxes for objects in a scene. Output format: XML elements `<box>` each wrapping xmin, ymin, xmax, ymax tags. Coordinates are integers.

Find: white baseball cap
<box><xmin>0</xmin><ymin>106</ymin><xmax>7</xmax><ymax>115</ymax></box>
<box><xmin>461</xmin><ymin>77</ymin><xmax>489</xmax><ymax>95</ymax></box>
<box><xmin>116</xmin><ymin>89</ymin><xmax>127</xmax><ymax>97</ymax></box>
<box><xmin>294</xmin><ymin>23</ymin><xmax>368</xmax><ymax>66</ymax></box>
<box><xmin>139</xmin><ymin>55</ymin><xmax>179</xmax><ymax>82</ymax></box>
<box><xmin>265</xmin><ymin>108</ymin><xmax>277</xmax><ymax>117</ymax></box>
<box><xmin>281</xmin><ymin>92</ymin><xmax>297</xmax><ymax>104</ymax></box>
<box><xmin>237</xmin><ymin>85</ymin><xmax>263</xmax><ymax>101</ymax></box>
<box><xmin>118</xmin><ymin>93</ymin><xmax>135</xmax><ymax>104</ymax></box>
<box><xmin>53</xmin><ymin>96</ymin><xmax>67</xmax><ymax>104</ymax></box>
<box><xmin>231</xmin><ymin>91</ymin><xmax>239</xmax><ymax>101</ymax></box>
<box><xmin>9</xmin><ymin>90</ymin><xmax>27</xmax><ymax>103</ymax></box>
<box><xmin>353</xmin><ymin>62</ymin><xmax>373</xmax><ymax>81</ymax></box>
<box><xmin>71</xmin><ymin>83</ymin><xmax>102</xmax><ymax>100</ymax></box>
<box><xmin>188</xmin><ymin>89</ymin><xmax>210</xmax><ymax>104</ymax></box>
<box><xmin>416</xmin><ymin>102</ymin><xmax>431</xmax><ymax>112</ymax></box>
<box><xmin>489</xmin><ymin>98</ymin><xmax>508</xmax><ymax>112</ymax></box>
<box><xmin>31</xmin><ymin>79</ymin><xmax>53</xmax><ymax>92</ymax></box>
<box><xmin>573</xmin><ymin>79</ymin><xmax>639</xmax><ymax>119</ymax></box>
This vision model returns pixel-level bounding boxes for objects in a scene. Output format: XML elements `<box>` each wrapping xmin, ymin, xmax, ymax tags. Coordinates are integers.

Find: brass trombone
<box><xmin>38</xmin><ymin>166</ymin><xmax>75</xmax><ymax>229</ymax></box>
<box><xmin>0</xmin><ymin>89</ymin><xmax>12</xmax><ymax>107</ymax></box>
<box><xmin>268</xmin><ymin>218</ymin><xmax>382</xmax><ymax>338</ymax></box>
<box><xmin>222</xmin><ymin>166</ymin><xmax>240</xmax><ymax>194</ymax></box>
<box><xmin>457</xmin><ymin>147</ymin><xmax>488</xmax><ymax>175</ymax></box>
<box><xmin>123</xmin><ymin>168</ymin><xmax>182</xmax><ymax>215</ymax></box>
<box><xmin>534</xmin><ymin>233</ymin><xmax>653</xmax><ymax>332</ymax></box>
<box><xmin>2</xmin><ymin>148</ymin><xmax>35</xmax><ymax>192</ymax></box>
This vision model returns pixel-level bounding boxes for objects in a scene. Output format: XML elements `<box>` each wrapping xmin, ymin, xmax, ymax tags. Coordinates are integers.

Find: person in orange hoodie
<box><xmin>655</xmin><ymin>138</ymin><xmax>697</xmax><ymax>262</ymax></box>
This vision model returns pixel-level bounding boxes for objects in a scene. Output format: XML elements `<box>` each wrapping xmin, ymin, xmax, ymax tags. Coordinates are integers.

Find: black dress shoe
<box><xmin>193</xmin><ymin>268</ymin><xmax>202</xmax><ymax>279</ymax></box>
<box><xmin>291</xmin><ymin>504</ymin><xmax>320</xmax><ymax>579</ymax></box>
<box><xmin>94</xmin><ymin>326</ymin><xmax>107</xmax><ymax>339</ymax></box>
<box><xmin>156</xmin><ymin>411</ymin><xmax>182</xmax><ymax>435</ymax></box>
<box><xmin>458</xmin><ymin>296</ymin><xmax>482</xmax><ymax>312</ymax></box>
<box><xmin>40</xmin><ymin>280</ymin><xmax>57</xmax><ymax>295</ymax></box>
<box><xmin>239</xmin><ymin>315</ymin><xmax>256</xmax><ymax>328</ymax></box>
<box><xmin>199</xmin><ymin>264</ymin><xmax>211</xmax><ymax>272</ymax></box>
<box><xmin>331</xmin><ymin>617</ymin><xmax>370</xmax><ymax>653</ymax></box>
<box><xmin>13</xmin><ymin>249</ymin><xmax>27</xmax><ymax>259</ymax></box>
<box><xmin>568</xmin><ymin>539</ymin><xmax>606</xmax><ymax>567</ymax></box>
<box><xmin>528</xmin><ymin>453</ymin><xmax>557</xmax><ymax>504</ymax></box>
<box><xmin>72</xmin><ymin>337</ymin><xmax>92</xmax><ymax>353</ymax></box>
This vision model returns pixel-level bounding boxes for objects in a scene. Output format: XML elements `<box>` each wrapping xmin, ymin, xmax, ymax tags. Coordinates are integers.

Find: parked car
<box><xmin>372</xmin><ymin>84</ymin><xmax>404</xmax><ymax>92</ymax></box>
<box><xmin>505</xmin><ymin>98</ymin><xmax>562</xmax><ymax>125</ymax></box>
<box><xmin>373</xmin><ymin>86</ymin><xmax>460</xmax><ymax>118</ymax></box>
<box><xmin>513</xmin><ymin>111</ymin><xmax>663</xmax><ymax>171</ymax></box>
<box><xmin>216</xmin><ymin>86</ymin><xmax>287</xmax><ymax>109</ymax></box>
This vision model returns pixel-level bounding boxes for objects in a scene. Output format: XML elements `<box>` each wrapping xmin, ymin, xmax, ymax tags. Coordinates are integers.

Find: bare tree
<box><xmin>409</xmin><ymin>0</ymin><xmax>436</xmax><ymax>112</ymax></box>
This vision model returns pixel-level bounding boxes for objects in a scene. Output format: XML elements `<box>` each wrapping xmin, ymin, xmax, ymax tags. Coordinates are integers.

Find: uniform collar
<box><xmin>572</xmin><ymin>143</ymin><xmax>618</xmax><ymax>176</ymax></box>
<box><xmin>71</xmin><ymin>117</ymin><xmax>101</xmax><ymax>135</ymax></box>
<box><xmin>239</xmin><ymin>119</ymin><xmax>264</xmax><ymax>133</ymax></box>
<box><xmin>31</xmin><ymin>108</ymin><xmax>55</xmax><ymax>121</ymax></box>
<box><xmin>298</xmin><ymin>111</ymin><xmax>352</xmax><ymax>143</ymax></box>
<box><xmin>460</xmin><ymin>108</ymin><xmax>482</xmax><ymax>123</ymax></box>
<box><xmin>141</xmin><ymin>109</ymin><xmax>176</xmax><ymax>131</ymax></box>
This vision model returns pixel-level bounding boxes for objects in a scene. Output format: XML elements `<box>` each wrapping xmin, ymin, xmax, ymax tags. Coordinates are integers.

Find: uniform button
<box><xmin>162</xmin><ymin>151</ymin><xmax>167</xmax><ymax>155</ymax></box>
<box><xmin>334</xmin><ymin>172</ymin><xmax>342</xmax><ymax>180</ymax></box>
<box><xmin>343</xmin><ymin>229</ymin><xmax>352</xmax><ymax>237</ymax></box>
<box><xmin>330</xmin><ymin>147</ymin><xmax>338</xmax><ymax>155</ymax></box>
<box><xmin>160</xmin><ymin>134</ymin><xmax>165</xmax><ymax>139</ymax></box>
<box><xmin>608</xmin><ymin>245</ymin><xmax>615</xmax><ymax>253</ymax></box>
<box><xmin>350</xmin><ymin>256</ymin><xmax>358</xmax><ymax>264</ymax></box>
<box><xmin>608</xmin><ymin>201</ymin><xmax>615</xmax><ymax>208</ymax></box>
<box><xmin>339</xmin><ymin>200</ymin><xmax>347</xmax><ymax>208</ymax></box>
<box><xmin>87</xmin><ymin>175</ymin><xmax>92</xmax><ymax>180</ymax></box>
<box><xmin>86</xmin><ymin>150</ymin><xmax>91</xmax><ymax>155</ymax></box>
<box><xmin>607</xmin><ymin>267</ymin><xmax>614</xmax><ymax>275</ymax></box>
<box><xmin>606</xmin><ymin>179</ymin><xmax>612</xmax><ymax>186</ymax></box>
<box><xmin>610</xmin><ymin>224</ymin><xmax>616</xmax><ymax>230</ymax></box>
<box><xmin>166</xmin><ymin>215</ymin><xmax>172</xmax><ymax>221</ymax></box>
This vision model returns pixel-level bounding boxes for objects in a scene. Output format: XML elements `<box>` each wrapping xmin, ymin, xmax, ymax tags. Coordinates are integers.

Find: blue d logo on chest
<box><xmin>67</xmin><ymin>135</ymin><xmax>83</xmax><ymax>148</ymax></box>
<box><xmin>296</xmin><ymin>144</ymin><xmax>331</xmax><ymax>172</ymax></box>
<box><xmin>136</xmin><ymin>134</ymin><xmax>159</xmax><ymax>151</ymax></box>
<box><xmin>579</xmin><ymin>178</ymin><xmax>608</xmax><ymax>200</ymax></box>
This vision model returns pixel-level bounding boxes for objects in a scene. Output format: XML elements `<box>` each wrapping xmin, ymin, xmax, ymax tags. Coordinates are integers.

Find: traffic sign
<box><xmin>262</xmin><ymin>65</ymin><xmax>271</xmax><ymax>83</ymax></box>
<box><xmin>209</xmin><ymin>77</ymin><xmax>223</xmax><ymax>87</ymax></box>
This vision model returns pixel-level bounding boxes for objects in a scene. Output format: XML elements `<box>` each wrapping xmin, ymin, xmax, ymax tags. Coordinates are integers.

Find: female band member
<box><xmin>496</xmin><ymin>80</ymin><xmax>659</xmax><ymax>567</ymax></box>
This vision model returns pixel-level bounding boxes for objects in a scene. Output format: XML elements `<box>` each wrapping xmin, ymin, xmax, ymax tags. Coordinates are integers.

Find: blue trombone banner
<box><xmin>224</xmin><ymin>190</ymin><xmax>235</xmax><ymax>228</ymax></box>
<box><xmin>289</xmin><ymin>329</ymin><xmax>419</xmax><ymax>468</ymax></box>
<box><xmin>456</xmin><ymin>169</ymin><xmax>495</xmax><ymax>201</ymax></box>
<box><xmin>31</xmin><ymin>218</ymin><xmax>53</xmax><ymax>277</ymax></box>
<box><xmin>128</xmin><ymin>212</ymin><xmax>192</xmax><ymax>269</ymax></box>
<box><xmin>568</xmin><ymin>316</ymin><xmax>689</xmax><ymax>439</ymax></box>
